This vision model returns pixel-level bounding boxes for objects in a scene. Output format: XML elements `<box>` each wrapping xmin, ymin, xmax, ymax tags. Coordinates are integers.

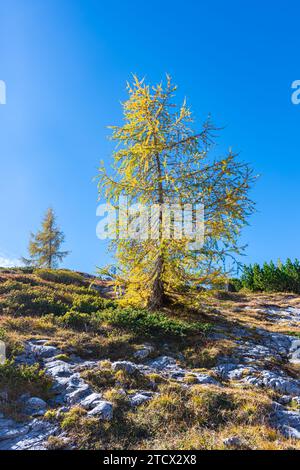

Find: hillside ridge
<box><xmin>1</xmin><ymin>269</ymin><xmax>300</xmax><ymax>449</ymax></box>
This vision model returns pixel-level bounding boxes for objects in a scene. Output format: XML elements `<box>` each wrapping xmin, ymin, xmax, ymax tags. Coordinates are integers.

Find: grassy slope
<box><xmin>1</xmin><ymin>268</ymin><xmax>300</xmax><ymax>450</ymax></box>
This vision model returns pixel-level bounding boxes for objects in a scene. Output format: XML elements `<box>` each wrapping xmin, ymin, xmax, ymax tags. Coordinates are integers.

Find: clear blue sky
<box><xmin>0</xmin><ymin>0</ymin><xmax>299</xmax><ymax>273</ymax></box>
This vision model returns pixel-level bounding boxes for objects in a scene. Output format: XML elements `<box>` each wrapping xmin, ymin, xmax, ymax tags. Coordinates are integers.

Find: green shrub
<box><xmin>228</xmin><ymin>278</ymin><xmax>243</xmax><ymax>292</ymax></box>
<box><xmin>240</xmin><ymin>259</ymin><xmax>300</xmax><ymax>293</ymax></box>
<box><xmin>0</xmin><ymin>267</ymin><xmax>34</xmax><ymax>274</ymax></box>
<box><xmin>50</xmin><ymin>282</ymin><xmax>100</xmax><ymax>298</ymax></box>
<box><xmin>71</xmin><ymin>294</ymin><xmax>116</xmax><ymax>313</ymax></box>
<box><xmin>57</xmin><ymin>294</ymin><xmax>117</xmax><ymax>330</ymax></box>
<box><xmin>3</xmin><ymin>286</ymin><xmax>69</xmax><ymax>316</ymax></box>
<box><xmin>286</xmin><ymin>331</ymin><xmax>300</xmax><ymax>339</ymax></box>
<box><xmin>0</xmin><ymin>280</ymin><xmax>25</xmax><ymax>295</ymax></box>
<box><xmin>59</xmin><ymin>310</ymin><xmax>91</xmax><ymax>330</ymax></box>
<box><xmin>97</xmin><ymin>307</ymin><xmax>211</xmax><ymax>337</ymax></box>
<box><xmin>36</xmin><ymin>269</ymin><xmax>87</xmax><ymax>286</ymax></box>
<box><xmin>53</xmin><ymin>353</ymin><xmax>70</xmax><ymax>362</ymax></box>
<box><xmin>17</xmin><ymin>267</ymin><xmax>35</xmax><ymax>274</ymax></box>
<box><xmin>61</xmin><ymin>406</ymin><xmax>87</xmax><ymax>430</ymax></box>
<box><xmin>0</xmin><ymin>360</ymin><xmax>52</xmax><ymax>401</ymax></box>
<box><xmin>0</xmin><ymin>278</ymin><xmax>38</xmax><ymax>295</ymax></box>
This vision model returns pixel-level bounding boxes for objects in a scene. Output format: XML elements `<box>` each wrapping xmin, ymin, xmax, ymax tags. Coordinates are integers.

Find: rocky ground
<box><xmin>1</xmin><ymin>303</ymin><xmax>300</xmax><ymax>449</ymax></box>
<box><xmin>1</xmin><ymin>270</ymin><xmax>300</xmax><ymax>450</ymax></box>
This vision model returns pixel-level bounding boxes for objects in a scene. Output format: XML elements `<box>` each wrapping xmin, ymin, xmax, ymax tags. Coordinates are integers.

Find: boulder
<box><xmin>278</xmin><ymin>395</ymin><xmax>292</xmax><ymax>405</ymax></box>
<box><xmin>271</xmin><ymin>403</ymin><xmax>300</xmax><ymax>439</ymax></box>
<box><xmin>30</xmin><ymin>344</ymin><xmax>60</xmax><ymax>359</ymax></box>
<box><xmin>0</xmin><ymin>424</ymin><xmax>30</xmax><ymax>442</ymax></box>
<box><xmin>289</xmin><ymin>339</ymin><xmax>300</xmax><ymax>365</ymax></box>
<box><xmin>8</xmin><ymin>419</ymin><xmax>59</xmax><ymax>450</ymax></box>
<box><xmin>133</xmin><ymin>345</ymin><xmax>154</xmax><ymax>360</ymax></box>
<box><xmin>129</xmin><ymin>392</ymin><xmax>153</xmax><ymax>407</ymax></box>
<box><xmin>45</xmin><ymin>362</ymin><xmax>73</xmax><ymax>378</ymax></box>
<box><xmin>223</xmin><ymin>436</ymin><xmax>243</xmax><ymax>448</ymax></box>
<box><xmin>88</xmin><ymin>401</ymin><xmax>113</xmax><ymax>420</ymax></box>
<box><xmin>24</xmin><ymin>397</ymin><xmax>47</xmax><ymax>416</ymax></box>
<box><xmin>112</xmin><ymin>361</ymin><xmax>138</xmax><ymax>375</ymax></box>
<box><xmin>80</xmin><ymin>393</ymin><xmax>103</xmax><ymax>410</ymax></box>
<box><xmin>65</xmin><ymin>384</ymin><xmax>91</xmax><ymax>405</ymax></box>
<box><xmin>244</xmin><ymin>370</ymin><xmax>300</xmax><ymax>396</ymax></box>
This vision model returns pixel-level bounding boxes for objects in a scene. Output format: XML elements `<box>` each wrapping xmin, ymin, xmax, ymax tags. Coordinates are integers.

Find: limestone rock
<box><xmin>80</xmin><ymin>393</ymin><xmax>103</xmax><ymax>410</ymax></box>
<box><xmin>223</xmin><ymin>436</ymin><xmax>243</xmax><ymax>448</ymax></box>
<box><xmin>30</xmin><ymin>344</ymin><xmax>60</xmax><ymax>359</ymax></box>
<box><xmin>147</xmin><ymin>356</ymin><xmax>177</xmax><ymax>370</ymax></box>
<box><xmin>129</xmin><ymin>391</ymin><xmax>154</xmax><ymax>407</ymax></box>
<box><xmin>194</xmin><ymin>374</ymin><xmax>221</xmax><ymax>386</ymax></box>
<box><xmin>133</xmin><ymin>345</ymin><xmax>154</xmax><ymax>360</ymax></box>
<box><xmin>88</xmin><ymin>401</ymin><xmax>113</xmax><ymax>420</ymax></box>
<box><xmin>112</xmin><ymin>361</ymin><xmax>138</xmax><ymax>375</ymax></box>
<box><xmin>271</xmin><ymin>403</ymin><xmax>300</xmax><ymax>439</ymax></box>
<box><xmin>24</xmin><ymin>397</ymin><xmax>47</xmax><ymax>416</ymax></box>
<box><xmin>65</xmin><ymin>383</ymin><xmax>92</xmax><ymax>405</ymax></box>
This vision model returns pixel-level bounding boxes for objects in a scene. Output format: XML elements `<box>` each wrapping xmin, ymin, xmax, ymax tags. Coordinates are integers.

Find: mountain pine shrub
<box><xmin>238</xmin><ymin>259</ymin><xmax>300</xmax><ymax>293</ymax></box>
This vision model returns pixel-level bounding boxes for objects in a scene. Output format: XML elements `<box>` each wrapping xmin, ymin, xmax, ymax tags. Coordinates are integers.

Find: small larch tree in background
<box><xmin>23</xmin><ymin>208</ymin><xmax>69</xmax><ymax>268</ymax></box>
<box><xmin>97</xmin><ymin>76</ymin><xmax>255</xmax><ymax>309</ymax></box>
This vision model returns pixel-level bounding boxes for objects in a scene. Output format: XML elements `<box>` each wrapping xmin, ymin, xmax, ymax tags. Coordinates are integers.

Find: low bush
<box><xmin>3</xmin><ymin>286</ymin><xmax>69</xmax><ymax>316</ymax></box>
<box><xmin>0</xmin><ymin>280</ymin><xmax>25</xmax><ymax>295</ymax></box>
<box><xmin>227</xmin><ymin>278</ymin><xmax>243</xmax><ymax>292</ymax></box>
<box><xmin>61</xmin><ymin>406</ymin><xmax>87</xmax><ymax>430</ymax></box>
<box><xmin>97</xmin><ymin>307</ymin><xmax>211</xmax><ymax>338</ymax></box>
<box><xmin>0</xmin><ymin>361</ymin><xmax>52</xmax><ymax>406</ymax></box>
<box><xmin>58</xmin><ymin>294</ymin><xmax>117</xmax><ymax>330</ymax></box>
<box><xmin>36</xmin><ymin>269</ymin><xmax>87</xmax><ymax>286</ymax></box>
<box><xmin>0</xmin><ymin>267</ymin><xmax>34</xmax><ymax>274</ymax></box>
<box><xmin>59</xmin><ymin>310</ymin><xmax>91</xmax><ymax>330</ymax></box>
<box><xmin>71</xmin><ymin>294</ymin><xmax>116</xmax><ymax>313</ymax></box>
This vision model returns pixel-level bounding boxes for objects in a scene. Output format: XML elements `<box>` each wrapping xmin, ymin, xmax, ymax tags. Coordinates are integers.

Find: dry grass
<box><xmin>81</xmin><ymin>365</ymin><xmax>155</xmax><ymax>392</ymax></box>
<box><xmin>194</xmin><ymin>291</ymin><xmax>300</xmax><ymax>337</ymax></box>
<box><xmin>49</xmin><ymin>382</ymin><xmax>300</xmax><ymax>450</ymax></box>
<box><xmin>183</xmin><ymin>339</ymin><xmax>236</xmax><ymax>369</ymax></box>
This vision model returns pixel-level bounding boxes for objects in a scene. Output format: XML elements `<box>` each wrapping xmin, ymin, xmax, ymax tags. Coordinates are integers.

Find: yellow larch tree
<box><xmin>97</xmin><ymin>76</ymin><xmax>255</xmax><ymax>309</ymax></box>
